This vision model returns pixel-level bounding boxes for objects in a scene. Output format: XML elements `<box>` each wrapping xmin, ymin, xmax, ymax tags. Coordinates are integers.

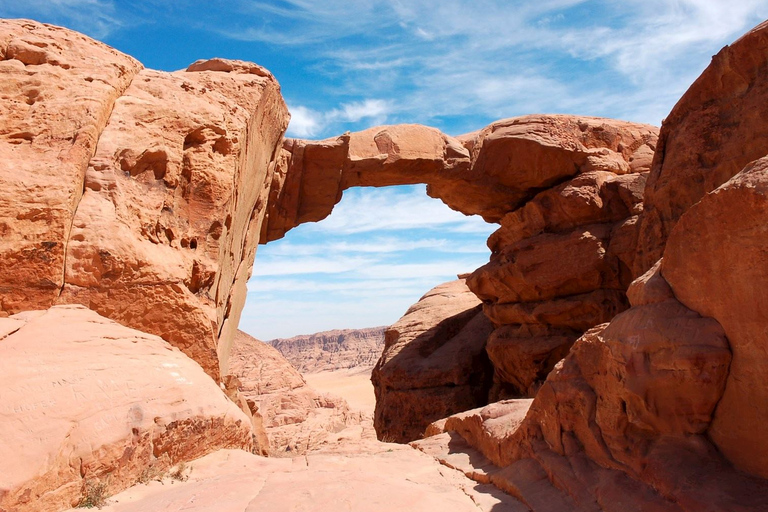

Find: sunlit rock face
<box><xmin>0</xmin><ymin>20</ymin><xmax>290</xmax><ymax>380</ymax></box>
<box><xmin>415</xmin><ymin>20</ymin><xmax>768</xmax><ymax>511</ymax></box>
<box><xmin>0</xmin><ymin>305</ymin><xmax>253</xmax><ymax>512</ymax></box>
<box><xmin>268</xmin><ymin>115</ymin><xmax>658</xmax><ymax>437</ymax></box>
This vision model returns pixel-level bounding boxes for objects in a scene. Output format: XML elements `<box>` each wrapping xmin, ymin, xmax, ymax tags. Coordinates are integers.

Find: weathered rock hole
<box><xmin>8</xmin><ymin>131</ymin><xmax>34</xmax><ymax>143</ymax></box>
<box><xmin>120</xmin><ymin>149</ymin><xmax>169</xmax><ymax>180</ymax></box>
<box><xmin>189</xmin><ymin>239</ymin><xmax>198</xmax><ymax>250</ymax></box>
<box><xmin>183</xmin><ymin>128</ymin><xmax>207</xmax><ymax>150</ymax></box>
<box><xmin>213</xmin><ymin>136</ymin><xmax>231</xmax><ymax>155</ymax></box>
<box><xmin>208</xmin><ymin>221</ymin><xmax>223</xmax><ymax>241</ymax></box>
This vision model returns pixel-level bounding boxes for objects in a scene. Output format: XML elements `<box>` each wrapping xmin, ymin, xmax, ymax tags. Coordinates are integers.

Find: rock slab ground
<box><xmin>62</xmin><ymin>448</ymin><xmax>526</xmax><ymax>512</ymax></box>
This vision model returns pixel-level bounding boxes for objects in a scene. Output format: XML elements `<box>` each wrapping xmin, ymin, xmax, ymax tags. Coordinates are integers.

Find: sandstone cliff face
<box><xmin>269</xmin><ymin>326</ymin><xmax>386</xmax><ymax>373</ymax></box>
<box><xmin>229</xmin><ymin>330</ymin><xmax>368</xmax><ymax>455</ymax></box>
<box><xmin>0</xmin><ymin>20</ymin><xmax>289</xmax><ymax>380</ymax></box>
<box><xmin>0</xmin><ymin>305</ymin><xmax>253</xmax><ymax>512</ymax></box>
<box><xmin>0</xmin><ymin>20</ymin><xmax>142</xmax><ymax>314</ymax></box>
<box><xmin>463</xmin><ymin>116</ymin><xmax>656</xmax><ymax>399</ymax></box>
<box><xmin>412</xmin><ymin>21</ymin><xmax>768</xmax><ymax>509</ymax></box>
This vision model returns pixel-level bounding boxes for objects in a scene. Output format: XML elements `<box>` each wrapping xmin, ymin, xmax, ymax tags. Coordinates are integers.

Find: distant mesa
<box><xmin>268</xmin><ymin>326</ymin><xmax>387</xmax><ymax>373</ymax></box>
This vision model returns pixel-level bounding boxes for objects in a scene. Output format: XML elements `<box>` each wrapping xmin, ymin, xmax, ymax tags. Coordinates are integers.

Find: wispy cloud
<box><xmin>287</xmin><ymin>99</ymin><xmax>391</xmax><ymax>137</ymax></box>
<box><xmin>227</xmin><ymin>0</ymin><xmax>768</xmax><ymax>135</ymax></box>
<box><xmin>246</xmin><ymin>185</ymin><xmax>493</xmax><ymax>338</ymax></box>
<box><xmin>2</xmin><ymin>0</ymin><xmax>122</xmax><ymax>39</ymax></box>
<box><xmin>312</xmin><ymin>185</ymin><xmax>493</xmax><ymax>234</ymax></box>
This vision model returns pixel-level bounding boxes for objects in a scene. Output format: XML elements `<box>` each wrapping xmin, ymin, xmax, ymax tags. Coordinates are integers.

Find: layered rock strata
<box><xmin>464</xmin><ymin>117</ymin><xmax>656</xmax><ymax>399</ymax></box>
<box><xmin>0</xmin><ymin>20</ymin><xmax>290</xmax><ymax>380</ymax></box>
<box><xmin>229</xmin><ymin>330</ymin><xmax>367</xmax><ymax>455</ymax></box>
<box><xmin>268</xmin><ymin>116</ymin><xmax>658</xmax><ymax>441</ymax></box>
<box><xmin>269</xmin><ymin>326</ymin><xmax>386</xmax><ymax>373</ymax></box>
<box><xmin>0</xmin><ymin>305</ymin><xmax>254</xmax><ymax>512</ymax></box>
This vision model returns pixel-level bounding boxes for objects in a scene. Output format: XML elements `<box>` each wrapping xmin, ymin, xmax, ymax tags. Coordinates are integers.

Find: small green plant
<box><xmin>76</xmin><ymin>478</ymin><xmax>109</xmax><ymax>509</ymax></box>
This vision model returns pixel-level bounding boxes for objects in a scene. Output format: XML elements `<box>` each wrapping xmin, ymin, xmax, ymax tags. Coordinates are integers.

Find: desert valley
<box><xmin>3</xmin><ymin>13</ymin><xmax>768</xmax><ymax>512</ymax></box>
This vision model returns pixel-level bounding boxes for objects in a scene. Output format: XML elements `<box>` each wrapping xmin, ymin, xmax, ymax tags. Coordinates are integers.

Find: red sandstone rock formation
<box><xmin>635</xmin><ymin>20</ymin><xmax>768</xmax><ymax>274</ymax></box>
<box><xmin>0</xmin><ymin>20</ymin><xmax>142</xmax><ymax>314</ymax></box>
<box><xmin>229</xmin><ymin>330</ymin><xmax>367</xmax><ymax>455</ymax></box>
<box><xmin>372</xmin><ymin>279</ymin><xmax>495</xmax><ymax>442</ymax></box>
<box><xmin>269</xmin><ymin>326</ymin><xmax>386</xmax><ymax>373</ymax></box>
<box><xmin>464</xmin><ymin>117</ymin><xmax>656</xmax><ymax>399</ymax></box>
<box><xmin>0</xmin><ymin>305</ymin><xmax>254</xmax><ymax>512</ymax></box>
<box><xmin>0</xmin><ymin>20</ymin><xmax>290</xmax><ymax>380</ymax></box>
<box><xmin>272</xmin><ymin>116</ymin><xmax>658</xmax><ymax>441</ymax></box>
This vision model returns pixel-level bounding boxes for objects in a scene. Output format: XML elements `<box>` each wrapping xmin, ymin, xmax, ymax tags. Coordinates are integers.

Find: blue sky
<box><xmin>3</xmin><ymin>1</ymin><xmax>768</xmax><ymax>338</ymax></box>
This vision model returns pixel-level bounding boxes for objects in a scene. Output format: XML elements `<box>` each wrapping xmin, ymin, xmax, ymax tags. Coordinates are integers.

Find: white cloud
<box><xmin>332</xmin><ymin>99</ymin><xmax>390</xmax><ymax>123</ymax></box>
<box><xmin>313</xmin><ymin>185</ymin><xmax>493</xmax><ymax>234</ymax></box>
<box><xmin>223</xmin><ymin>0</ymin><xmax>768</xmax><ymax>134</ymax></box>
<box><xmin>287</xmin><ymin>99</ymin><xmax>392</xmax><ymax>139</ymax></box>
<box><xmin>2</xmin><ymin>0</ymin><xmax>122</xmax><ymax>38</ymax></box>
<box><xmin>286</xmin><ymin>105</ymin><xmax>323</xmax><ymax>138</ymax></box>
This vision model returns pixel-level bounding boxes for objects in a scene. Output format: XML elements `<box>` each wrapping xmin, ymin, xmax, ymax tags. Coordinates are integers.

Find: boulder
<box><xmin>372</xmin><ymin>279</ymin><xmax>494</xmax><ymax>442</ymax></box>
<box><xmin>636</xmin><ymin>20</ymin><xmax>768</xmax><ymax>274</ymax></box>
<box><xmin>0</xmin><ymin>305</ymin><xmax>252</xmax><ymax>512</ymax></box>
<box><xmin>58</xmin><ymin>62</ymin><xmax>288</xmax><ymax>380</ymax></box>
<box><xmin>664</xmin><ymin>155</ymin><xmax>768</xmax><ymax>478</ymax></box>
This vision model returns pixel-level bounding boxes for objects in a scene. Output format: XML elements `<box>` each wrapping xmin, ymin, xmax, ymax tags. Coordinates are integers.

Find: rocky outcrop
<box><xmin>635</xmin><ymin>20</ymin><xmax>768</xmax><ymax>274</ymax></box>
<box><xmin>0</xmin><ymin>20</ymin><xmax>142</xmax><ymax>315</ymax></box>
<box><xmin>263</xmin><ymin>116</ymin><xmax>657</xmax><ymax>243</ymax></box>
<box><xmin>464</xmin><ymin>117</ymin><xmax>656</xmax><ymax>399</ymax></box>
<box><xmin>269</xmin><ymin>326</ymin><xmax>386</xmax><ymax>373</ymax></box>
<box><xmin>286</xmin><ymin>117</ymin><xmax>658</xmax><ymax>442</ymax></box>
<box><xmin>229</xmin><ymin>330</ymin><xmax>367</xmax><ymax>455</ymax></box>
<box><xmin>0</xmin><ymin>305</ymin><xmax>253</xmax><ymax>512</ymax></box>
<box><xmin>0</xmin><ymin>20</ymin><xmax>290</xmax><ymax>380</ymax></box>
<box><xmin>419</xmin><ymin>157</ymin><xmax>768</xmax><ymax>509</ymax></box>
<box><xmin>663</xmin><ymin>156</ymin><xmax>768</xmax><ymax>479</ymax></box>
<box><xmin>372</xmin><ymin>279</ymin><xmax>495</xmax><ymax>442</ymax></box>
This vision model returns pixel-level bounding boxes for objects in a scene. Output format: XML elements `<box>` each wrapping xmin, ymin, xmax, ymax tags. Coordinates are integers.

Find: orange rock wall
<box><xmin>0</xmin><ymin>21</ymin><xmax>289</xmax><ymax>380</ymax></box>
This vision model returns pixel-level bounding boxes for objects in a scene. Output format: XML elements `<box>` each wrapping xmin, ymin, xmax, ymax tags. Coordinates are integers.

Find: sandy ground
<box><xmin>304</xmin><ymin>367</ymin><xmax>376</xmax><ymax>414</ymax></box>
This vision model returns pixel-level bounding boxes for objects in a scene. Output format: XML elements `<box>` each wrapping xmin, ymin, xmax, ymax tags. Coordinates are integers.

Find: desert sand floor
<box><xmin>304</xmin><ymin>367</ymin><xmax>376</xmax><ymax>414</ymax></box>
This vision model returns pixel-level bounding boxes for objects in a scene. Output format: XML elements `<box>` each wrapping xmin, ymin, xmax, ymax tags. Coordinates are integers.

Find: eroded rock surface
<box><xmin>0</xmin><ymin>305</ymin><xmax>253</xmax><ymax>512</ymax></box>
<box><xmin>372</xmin><ymin>279</ymin><xmax>495</xmax><ymax>442</ymax></box>
<box><xmin>269</xmin><ymin>326</ymin><xmax>386</xmax><ymax>373</ymax></box>
<box><xmin>263</xmin><ymin>116</ymin><xmax>657</xmax><ymax>243</ymax></box>
<box><xmin>229</xmin><ymin>330</ymin><xmax>368</xmax><ymax>455</ymax></box>
<box><xmin>636</xmin><ymin>20</ymin><xmax>768</xmax><ymax>274</ymax></box>
<box><xmin>0</xmin><ymin>20</ymin><xmax>289</xmax><ymax>381</ymax></box>
<box><xmin>664</xmin><ymin>156</ymin><xmax>768</xmax><ymax>479</ymax></box>
<box><xmin>58</xmin><ymin>60</ymin><xmax>288</xmax><ymax>380</ymax></box>
<box><xmin>64</xmin><ymin>448</ymin><xmax>525</xmax><ymax>512</ymax></box>
<box><xmin>465</xmin><ymin>120</ymin><xmax>655</xmax><ymax>399</ymax></box>
<box><xmin>0</xmin><ymin>19</ymin><xmax>142</xmax><ymax>314</ymax></box>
